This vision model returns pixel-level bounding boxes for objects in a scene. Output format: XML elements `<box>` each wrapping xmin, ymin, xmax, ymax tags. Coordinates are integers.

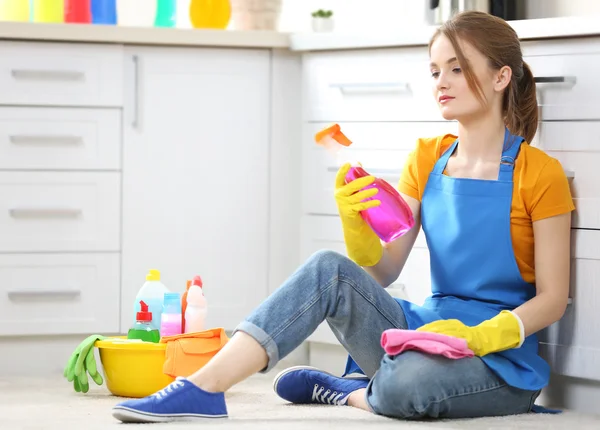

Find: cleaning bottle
<box><xmin>127</xmin><ymin>300</ymin><xmax>161</xmax><ymax>343</ymax></box>
<box><xmin>189</xmin><ymin>0</ymin><xmax>230</xmax><ymax>29</ymax></box>
<box><xmin>154</xmin><ymin>0</ymin><xmax>176</xmax><ymax>27</ymax></box>
<box><xmin>33</xmin><ymin>0</ymin><xmax>65</xmax><ymax>23</ymax></box>
<box><xmin>181</xmin><ymin>279</ymin><xmax>192</xmax><ymax>332</ymax></box>
<box><xmin>65</xmin><ymin>0</ymin><xmax>91</xmax><ymax>22</ymax></box>
<box><xmin>91</xmin><ymin>0</ymin><xmax>117</xmax><ymax>24</ymax></box>
<box><xmin>315</xmin><ymin>123</ymin><xmax>415</xmax><ymax>243</ymax></box>
<box><xmin>134</xmin><ymin>269</ymin><xmax>170</xmax><ymax>330</ymax></box>
<box><xmin>117</xmin><ymin>0</ymin><xmax>157</xmax><ymax>26</ymax></box>
<box><xmin>184</xmin><ymin>276</ymin><xmax>207</xmax><ymax>333</ymax></box>
<box><xmin>161</xmin><ymin>292</ymin><xmax>182</xmax><ymax>337</ymax></box>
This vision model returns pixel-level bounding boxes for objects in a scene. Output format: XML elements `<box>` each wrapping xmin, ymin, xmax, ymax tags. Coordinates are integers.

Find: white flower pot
<box><xmin>312</xmin><ymin>17</ymin><xmax>334</xmax><ymax>33</ymax></box>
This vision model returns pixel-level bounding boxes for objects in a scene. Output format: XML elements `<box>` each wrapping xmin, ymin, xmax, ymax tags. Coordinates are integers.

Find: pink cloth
<box><xmin>380</xmin><ymin>329</ymin><xmax>474</xmax><ymax>359</ymax></box>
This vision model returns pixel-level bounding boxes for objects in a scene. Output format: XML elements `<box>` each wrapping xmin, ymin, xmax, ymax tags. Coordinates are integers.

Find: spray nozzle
<box><xmin>192</xmin><ymin>275</ymin><xmax>203</xmax><ymax>288</ymax></box>
<box><xmin>136</xmin><ymin>300</ymin><xmax>152</xmax><ymax>322</ymax></box>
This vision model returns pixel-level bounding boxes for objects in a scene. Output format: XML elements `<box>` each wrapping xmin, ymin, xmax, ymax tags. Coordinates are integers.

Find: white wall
<box><xmin>526</xmin><ymin>0</ymin><xmax>600</xmax><ymax>18</ymax></box>
<box><xmin>278</xmin><ymin>0</ymin><xmax>427</xmax><ymax>32</ymax></box>
<box><xmin>277</xmin><ymin>0</ymin><xmax>600</xmax><ymax>33</ymax></box>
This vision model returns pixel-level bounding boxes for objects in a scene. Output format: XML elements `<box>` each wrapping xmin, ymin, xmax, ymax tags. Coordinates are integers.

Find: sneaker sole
<box><xmin>112</xmin><ymin>406</ymin><xmax>227</xmax><ymax>423</ymax></box>
<box><xmin>272</xmin><ymin>365</ymin><xmax>369</xmax><ymax>396</ymax></box>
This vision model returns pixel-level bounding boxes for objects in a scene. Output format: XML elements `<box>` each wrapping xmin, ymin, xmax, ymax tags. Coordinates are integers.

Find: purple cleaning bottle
<box><xmin>315</xmin><ymin>123</ymin><xmax>415</xmax><ymax>243</ymax></box>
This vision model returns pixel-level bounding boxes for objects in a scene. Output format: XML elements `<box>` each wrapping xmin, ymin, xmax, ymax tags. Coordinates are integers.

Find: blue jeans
<box><xmin>234</xmin><ymin>250</ymin><xmax>540</xmax><ymax>419</ymax></box>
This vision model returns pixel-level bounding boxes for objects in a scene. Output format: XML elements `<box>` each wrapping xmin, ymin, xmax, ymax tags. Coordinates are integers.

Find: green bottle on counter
<box><xmin>127</xmin><ymin>300</ymin><xmax>160</xmax><ymax>343</ymax></box>
<box><xmin>155</xmin><ymin>0</ymin><xmax>176</xmax><ymax>27</ymax></box>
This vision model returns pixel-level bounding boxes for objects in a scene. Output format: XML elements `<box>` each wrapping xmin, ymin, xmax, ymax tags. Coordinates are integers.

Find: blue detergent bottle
<box><xmin>133</xmin><ymin>269</ymin><xmax>170</xmax><ymax>331</ymax></box>
<box><xmin>91</xmin><ymin>0</ymin><xmax>117</xmax><ymax>24</ymax></box>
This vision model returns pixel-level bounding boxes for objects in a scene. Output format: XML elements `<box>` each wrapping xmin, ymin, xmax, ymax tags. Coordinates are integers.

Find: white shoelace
<box><xmin>312</xmin><ymin>384</ymin><xmax>348</xmax><ymax>405</ymax></box>
<box><xmin>153</xmin><ymin>378</ymin><xmax>185</xmax><ymax>399</ymax></box>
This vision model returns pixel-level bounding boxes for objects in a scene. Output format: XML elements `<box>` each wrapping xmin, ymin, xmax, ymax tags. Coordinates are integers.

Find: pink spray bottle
<box><xmin>315</xmin><ymin>123</ymin><xmax>415</xmax><ymax>243</ymax></box>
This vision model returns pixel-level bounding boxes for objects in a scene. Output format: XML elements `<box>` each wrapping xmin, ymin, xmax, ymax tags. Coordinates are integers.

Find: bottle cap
<box><xmin>192</xmin><ymin>275</ymin><xmax>202</xmax><ymax>288</ymax></box>
<box><xmin>136</xmin><ymin>300</ymin><xmax>152</xmax><ymax>322</ymax></box>
<box><xmin>146</xmin><ymin>269</ymin><xmax>160</xmax><ymax>281</ymax></box>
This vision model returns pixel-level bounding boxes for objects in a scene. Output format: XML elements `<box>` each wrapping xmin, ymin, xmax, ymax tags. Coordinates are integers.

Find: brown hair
<box><xmin>429</xmin><ymin>11</ymin><xmax>538</xmax><ymax>143</ymax></box>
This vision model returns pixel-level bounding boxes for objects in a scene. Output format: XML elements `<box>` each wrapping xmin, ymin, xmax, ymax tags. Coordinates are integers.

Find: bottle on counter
<box><xmin>117</xmin><ymin>0</ymin><xmax>157</xmax><ymax>26</ymax></box>
<box><xmin>91</xmin><ymin>0</ymin><xmax>117</xmax><ymax>24</ymax></box>
<box><xmin>0</xmin><ymin>0</ymin><xmax>31</xmax><ymax>21</ymax></box>
<box><xmin>161</xmin><ymin>292</ymin><xmax>183</xmax><ymax>337</ymax></box>
<box><xmin>65</xmin><ymin>0</ymin><xmax>91</xmax><ymax>23</ymax></box>
<box><xmin>155</xmin><ymin>0</ymin><xmax>176</xmax><ymax>27</ymax></box>
<box><xmin>33</xmin><ymin>0</ymin><xmax>65</xmax><ymax>23</ymax></box>
<box><xmin>184</xmin><ymin>276</ymin><xmax>207</xmax><ymax>333</ymax></box>
<box><xmin>134</xmin><ymin>269</ymin><xmax>170</xmax><ymax>330</ymax></box>
<box><xmin>127</xmin><ymin>300</ymin><xmax>161</xmax><ymax>343</ymax></box>
<box><xmin>189</xmin><ymin>0</ymin><xmax>230</xmax><ymax>29</ymax></box>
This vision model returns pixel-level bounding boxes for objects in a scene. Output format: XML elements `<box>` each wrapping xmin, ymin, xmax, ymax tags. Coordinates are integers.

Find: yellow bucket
<box><xmin>95</xmin><ymin>337</ymin><xmax>175</xmax><ymax>398</ymax></box>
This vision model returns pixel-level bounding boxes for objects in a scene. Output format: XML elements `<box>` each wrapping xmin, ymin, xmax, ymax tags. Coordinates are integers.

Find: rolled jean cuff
<box><xmin>233</xmin><ymin>320</ymin><xmax>280</xmax><ymax>373</ymax></box>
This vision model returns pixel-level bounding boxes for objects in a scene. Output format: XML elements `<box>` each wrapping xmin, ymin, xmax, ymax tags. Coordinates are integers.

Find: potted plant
<box><xmin>311</xmin><ymin>9</ymin><xmax>334</xmax><ymax>32</ymax></box>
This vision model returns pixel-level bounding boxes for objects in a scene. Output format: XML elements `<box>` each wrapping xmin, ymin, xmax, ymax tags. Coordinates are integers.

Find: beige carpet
<box><xmin>2</xmin><ymin>371</ymin><xmax>600</xmax><ymax>430</ymax></box>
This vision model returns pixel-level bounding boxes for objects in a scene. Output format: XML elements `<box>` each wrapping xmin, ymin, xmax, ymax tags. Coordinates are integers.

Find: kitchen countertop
<box><xmin>0</xmin><ymin>20</ymin><xmax>290</xmax><ymax>48</ymax></box>
<box><xmin>0</xmin><ymin>16</ymin><xmax>598</xmax><ymax>50</ymax></box>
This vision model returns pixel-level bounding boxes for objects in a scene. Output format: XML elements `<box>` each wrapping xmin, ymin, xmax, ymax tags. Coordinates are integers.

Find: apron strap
<box><xmin>432</xmin><ymin>139</ymin><xmax>459</xmax><ymax>174</ymax></box>
<box><xmin>498</xmin><ymin>129</ymin><xmax>525</xmax><ymax>182</ymax></box>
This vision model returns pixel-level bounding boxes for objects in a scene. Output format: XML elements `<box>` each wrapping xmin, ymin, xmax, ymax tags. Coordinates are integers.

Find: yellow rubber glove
<box><xmin>416</xmin><ymin>310</ymin><xmax>524</xmax><ymax>357</ymax></box>
<box><xmin>334</xmin><ymin>163</ymin><xmax>383</xmax><ymax>267</ymax></box>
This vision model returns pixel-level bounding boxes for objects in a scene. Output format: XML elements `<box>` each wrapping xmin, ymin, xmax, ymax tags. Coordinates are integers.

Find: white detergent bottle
<box><xmin>134</xmin><ymin>269</ymin><xmax>170</xmax><ymax>330</ymax></box>
<box><xmin>117</xmin><ymin>0</ymin><xmax>157</xmax><ymax>26</ymax></box>
<box><xmin>184</xmin><ymin>276</ymin><xmax>207</xmax><ymax>333</ymax></box>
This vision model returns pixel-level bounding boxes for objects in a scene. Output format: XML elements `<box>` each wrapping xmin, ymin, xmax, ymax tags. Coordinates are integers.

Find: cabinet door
<box><xmin>121</xmin><ymin>46</ymin><xmax>270</xmax><ymax>333</ymax></box>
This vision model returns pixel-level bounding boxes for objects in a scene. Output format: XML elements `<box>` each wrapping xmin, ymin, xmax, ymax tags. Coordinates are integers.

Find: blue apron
<box><xmin>343</xmin><ymin>129</ymin><xmax>551</xmax><ymax>394</ymax></box>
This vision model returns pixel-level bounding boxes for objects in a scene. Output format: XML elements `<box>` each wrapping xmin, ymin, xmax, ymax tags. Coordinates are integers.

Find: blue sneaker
<box><xmin>112</xmin><ymin>377</ymin><xmax>228</xmax><ymax>423</ymax></box>
<box><xmin>273</xmin><ymin>366</ymin><xmax>369</xmax><ymax>406</ymax></box>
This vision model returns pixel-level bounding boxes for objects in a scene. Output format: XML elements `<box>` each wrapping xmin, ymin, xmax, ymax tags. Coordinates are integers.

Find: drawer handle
<box><xmin>11</xmin><ymin>69</ymin><xmax>85</xmax><ymax>81</ymax></box>
<box><xmin>534</xmin><ymin>76</ymin><xmax>576</xmax><ymax>89</ymax></box>
<box><xmin>7</xmin><ymin>290</ymin><xmax>81</xmax><ymax>301</ymax></box>
<box><xmin>330</xmin><ymin>82</ymin><xmax>411</xmax><ymax>95</ymax></box>
<box><xmin>327</xmin><ymin>166</ymin><xmax>402</xmax><ymax>176</ymax></box>
<box><xmin>9</xmin><ymin>135</ymin><xmax>83</xmax><ymax>146</ymax></box>
<box><xmin>9</xmin><ymin>208</ymin><xmax>82</xmax><ymax>219</ymax></box>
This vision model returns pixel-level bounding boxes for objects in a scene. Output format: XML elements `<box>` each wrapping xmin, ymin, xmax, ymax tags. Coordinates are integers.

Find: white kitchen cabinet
<box><xmin>121</xmin><ymin>46</ymin><xmax>271</xmax><ymax>333</ymax></box>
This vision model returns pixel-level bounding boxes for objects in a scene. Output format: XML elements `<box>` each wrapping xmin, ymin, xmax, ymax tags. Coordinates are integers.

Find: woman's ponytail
<box><xmin>505</xmin><ymin>61</ymin><xmax>538</xmax><ymax>144</ymax></box>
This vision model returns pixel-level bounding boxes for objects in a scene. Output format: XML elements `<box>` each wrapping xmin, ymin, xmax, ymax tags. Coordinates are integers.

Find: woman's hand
<box><xmin>334</xmin><ymin>163</ymin><xmax>383</xmax><ymax>267</ymax></box>
<box><xmin>417</xmin><ymin>310</ymin><xmax>523</xmax><ymax>356</ymax></box>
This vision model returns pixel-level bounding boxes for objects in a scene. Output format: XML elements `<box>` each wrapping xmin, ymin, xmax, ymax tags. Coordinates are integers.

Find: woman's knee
<box><xmin>305</xmin><ymin>249</ymin><xmax>351</xmax><ymax>270</ymax></box>
<box><xmin>366</xmin><ymin>352</ymin><xmax>446</xmax><ymax>419</ymax></box>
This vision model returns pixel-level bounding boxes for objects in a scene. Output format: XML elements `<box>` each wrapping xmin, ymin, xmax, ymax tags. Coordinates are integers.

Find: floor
<box><xmin>2</xmin><ymin>371</ymin><xmax>600</xmax><ymax>429</ymax></box>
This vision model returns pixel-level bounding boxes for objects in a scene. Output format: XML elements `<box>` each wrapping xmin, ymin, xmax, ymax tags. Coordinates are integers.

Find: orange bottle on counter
<box><xmin>189</xmin><ymin>0</ymin><xmax>230</xmax><ymax>29</ymax></box>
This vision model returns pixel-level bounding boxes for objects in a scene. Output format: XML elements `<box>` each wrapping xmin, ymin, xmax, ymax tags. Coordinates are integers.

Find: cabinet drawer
<box><xmin>533</xmin><ymin>121</ymin><xmax>600</xmax><ymax>229</ymax></box>
<box><xmin>524</xmin><ymin>39</ymin><xmax>600</xmax><ymax>121</ymax></box>
<box><xmin>0</xmin><ymin>172</ymin><xmax>120</xmax><ymax>252</ymax></box>
<box><xmin>0</xmin><ymin>253</ymin><xmax>120</xmax><ymax>336</ymax></box>
<box><xmin>302</xmin><ymin>122</ymin><xmax>456</xmax><ymax>216</ymax></box>
<box><xmin>0</xmin><ymin>107</ymin><xmax>121</xmax><ymax>171</ymax></box>
<box><xmin>0</xmin><ymin>41</ymin><xmax>123</xmax><ymax>107</ymax></box>
<box><xmin>304</xmin><ymin>48</ymin><xmax>441</xmax><ymax>122</ymax></box>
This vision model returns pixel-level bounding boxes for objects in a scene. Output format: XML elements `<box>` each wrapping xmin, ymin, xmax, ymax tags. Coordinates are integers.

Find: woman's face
<box><xmin>429</xmin><ymin>34</ymin><xmax>505</xmax><ymax>122</ymax></box>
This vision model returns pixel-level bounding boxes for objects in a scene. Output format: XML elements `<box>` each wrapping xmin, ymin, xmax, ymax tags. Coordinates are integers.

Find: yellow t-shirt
<box><xmin>398</xmin><ymin>134</ymin><xmax>576</xmax><ymax>284</ymax></box>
